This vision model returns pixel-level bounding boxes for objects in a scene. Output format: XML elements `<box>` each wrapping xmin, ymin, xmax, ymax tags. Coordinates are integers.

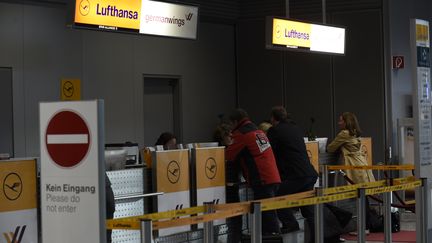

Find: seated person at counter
<box><xmin>155</xmin><ymin>132</ymin><xmax>177</xmax><ymax>150</ymax></box>
<box><xmin>225</xmin><ymin>108</ymin><xmax>281</xmax><ymax>235</ymax></box>
<box><xmin>267</xmin><ymin>106</ymin><xmax>317</xmax><ymax>240</ymax></box>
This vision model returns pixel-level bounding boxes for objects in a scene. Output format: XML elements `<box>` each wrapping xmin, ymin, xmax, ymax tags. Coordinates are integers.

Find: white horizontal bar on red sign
<box><xmin>47</xmin><ymin>134</ymin><xmax>88</xmax><ymax>144</ymax></box>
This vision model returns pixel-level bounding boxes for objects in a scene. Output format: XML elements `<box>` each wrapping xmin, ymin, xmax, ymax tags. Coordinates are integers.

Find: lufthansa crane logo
<box><xmin>79</xmin><ymin>0</ymin><xmax>90</xmax><ymax>16</ymax></box>
<box><xmin>205</xmin><ymin>157</ymin><xmax>217</xmax><ymax>180</ymax></box>
<box><xmin>275</xmin><ymin>25</ymin><xmax>282</xmax><ymax>39</ymax></box>
<box><xmin>62</xmin><ymin>81</ymin><xmax>74</xmax><ymax>98</ymax></box>
<box><xmin>167</xmin><ymin>160</ymin><xmax>180</xmax><ymax>184</ymax></box>
<box><xmin>3</xmin><ymin>172</ymin><xmax>23</xmax><ymax>201</ymax></box>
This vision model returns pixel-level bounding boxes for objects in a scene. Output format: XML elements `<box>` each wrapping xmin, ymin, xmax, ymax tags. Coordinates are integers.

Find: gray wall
<box><xmin>0</xmin><ymin>68</ymin><xmax>14</xmax><ymax>155</ymax></box>
<box><xmin>388</xmin><ymin>0</ymin><xmax>432</xmax><ymax>161</ymax></box>
<box><xmin>237</xmin><ymin>6</ymin><xmax>387</xmax><ymax>163</ymax></box>
<box><xmin>0</xmin><ymin>2</ymin><xmax>236</xmax><ymax>157</ymax></box>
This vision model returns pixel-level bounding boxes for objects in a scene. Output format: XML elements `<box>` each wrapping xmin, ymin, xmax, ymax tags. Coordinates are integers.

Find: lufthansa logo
<box><xmin>205</xmin><ymin>157</ymin><xmax>217</xmax><ymax>180</ymax></box>
<box><xmin>167</xmin><ymin>160</ymin><xmax>180</xmax><ymax>184</ymax></box>
<box><xmin>79</xmin><ymin>0</ymin><xmax>90</xmax><ymax>16</ymax></box>
<box><xmin>3</xmin><ymin>172</ymin><xmax>23</xmax><ymax>201</ymax></box>
<box><xmin>62</xmin><ymin>81</ymin><xmax>74</xmax><ymax>98</ymax></box>
<box><xmin>275</xmin><ymin>25</ymin><xmax>281</xmax><ymax>39</ymax></box>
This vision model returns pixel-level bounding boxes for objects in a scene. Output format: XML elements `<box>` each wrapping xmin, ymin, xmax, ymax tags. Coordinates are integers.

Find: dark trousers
<box><xmin>226</xmin><ymin>184</ymin><xmax>242</xmax><ymax>243</ymax></box>
<box><xmin>251</xmin><ymin>183</ymin><xmax>281</xmax><ymax>234</ymax></box>
<box><xmin>277</xmin><ymin>176</ymin><xmax>317</xmax><ymax>242</ymax></box>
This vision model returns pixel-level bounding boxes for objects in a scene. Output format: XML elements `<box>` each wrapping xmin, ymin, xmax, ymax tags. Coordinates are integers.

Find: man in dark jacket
<box><xmin>267</xmin><ymin>106</ymin><xmax>318</xmax><ymax>240</ymax></box>
<box><xmin>226</xmin><ymin>109</ymin><xmax>281</xmax><ymax>235</ymax></box>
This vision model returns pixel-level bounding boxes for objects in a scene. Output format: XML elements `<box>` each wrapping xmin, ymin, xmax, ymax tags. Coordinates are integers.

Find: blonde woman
<box><xmin>327</xmin><ymin>112</ymin><xmax>375</xmax><ymax>183</ymax></box>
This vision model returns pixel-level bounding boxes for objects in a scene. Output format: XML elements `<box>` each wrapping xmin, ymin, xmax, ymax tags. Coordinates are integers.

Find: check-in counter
<box><xmin>152</xmin><ymin>149</ymin><xmax>190</xmax><ymax>236</ymax></box>
<box><xmin>107</xmin><ymin>168</ymin><xmax>145</xmax><ymax>242</ymax></box>
<box><xmin>317</xmin><ymin>137</ymin><xmax>373</xmax><ymax>166</ymax></box>
<box><xmin>191</xmin><ymin>147</ymin><xmax>226</xmax><ymax>226</ymax></box>
<box><xmin>0</xmin><ymin>158</ymin><xmax>38</xmax><ymax>243</ymax></box>
<box><xmin>305</xmin><ymin>141</ymin><xmax>319</xmax><ymax>172</ymax></box>
<box><xmin>360</xmin><ymin>137</ymin><xmax>373</xmax><ymax>166</ymax></box>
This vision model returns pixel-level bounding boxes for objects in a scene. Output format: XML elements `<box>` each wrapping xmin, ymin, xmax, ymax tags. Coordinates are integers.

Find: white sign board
<box><xmin>139</xmin><ymin>0</ymin><xmax>198</xmax><ymax>39</ymax></box>
<box><xmin>157</xmin><ymin>192</ymin><xmax>190</xmax><ymax>236</ymax></box>
<box><xmin>40</xmin><ymin>100</ymin><xmax>105</xmax><ymax>243</ymax></box>
<box><xmin>411</xmin><ymin>19</ymin><xmax>432</xmax><ymax>178</ymax></box>
<box><xmin>310</xmin><ymin>24</ymin><xmax>345</xmax><ymax>54</ymax></box>
<box><xmin>0</xmin><ymin>210</ymin><xmax>38</xmax><ymax>243</ymax></box>
<box><xmin>197</xmin><ymin>186</ymin><xmax>226</xmax><ymax>226</ymax></box>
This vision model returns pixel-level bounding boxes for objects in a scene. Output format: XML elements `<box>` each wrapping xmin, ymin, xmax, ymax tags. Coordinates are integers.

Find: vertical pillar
<box><xmin>357</xmin><ymin>188</ymin><xmax>366</xmax><ymax>243</ymax></box>
<box><xmin>251</xmin><ymin>202</ymin><xmax>262</xmax><ymax>243</ymax></box>
<box><xmin>314</xmin><ymin>187</ymin><xmax>324</xmax><ymax>243</ymax></box>
<box><xmin>140</xmin><ymin>219</ymin><xmax>152</xmax><ymax>243</ymax></box>
<box><xmin>203</xmin><ymin>202</ymin><xmax>215</xmax><ymax>243</ymax></box>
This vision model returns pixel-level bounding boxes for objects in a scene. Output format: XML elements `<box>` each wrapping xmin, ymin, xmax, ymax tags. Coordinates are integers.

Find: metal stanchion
<box><xmin>321</xmin><ymin>165</ymin><xmax>328</xmax><ymax>188</ymax></box>
<box><xmin>251</xmin><ymin>202</ymin><xmax>262</xmax><ymax>243</ymax></box>
<box><xmin>383</xmin><ymin>179</ymin><xmax>392</xmax><ymax>243</ymax></box>
<box><xmin>416</xmin><ymin>178</ymin><xmax>428</xmax><ymax>243</ymax></box>
<box><xmin>140</xmin><ymin>219</ymin><xmax>152</xmax><ymax>243</ymax></box>
<box><xmin>203</xmin><ymin>202</ymin><xmax>215</xmax><ymax>243</ymax></box>
<box><xmin>357</xmin><ymin>188</ymin><xmax>366</xmax><ymax>243</ymax></box>
<box><xmin>314</xmin><ymin>187</ymin><xmax>324</xmax><ymax>243</ymax></box>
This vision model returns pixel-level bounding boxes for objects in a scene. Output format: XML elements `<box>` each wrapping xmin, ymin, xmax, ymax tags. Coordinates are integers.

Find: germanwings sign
<box><xmin>139</xmin><ymin>0</ymin><xmax>198</xmax><ymax>39</ymax></box>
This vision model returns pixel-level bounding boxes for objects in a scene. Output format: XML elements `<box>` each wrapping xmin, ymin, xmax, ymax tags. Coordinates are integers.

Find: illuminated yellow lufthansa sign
<box><xmin>270</xmin><ymin>17</ymin><xmax>345</xmax><ymax>54</ymax></box>
<box><xmin>272</xmin><ymin>18</ymin><xmax>311</xmax><ymax>48</ymax></box>
<box><xmin>74</xmin><ymin>0</ymin><xmax>141</xmax><ymax>30</ymax></box>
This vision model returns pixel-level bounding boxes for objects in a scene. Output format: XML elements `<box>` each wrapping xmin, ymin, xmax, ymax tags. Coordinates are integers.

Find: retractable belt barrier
<box><xmin>326</xmin><ymin>164</ymin><xmax>415</xmax><ymax>171</ymax></box>
<box><xmin>106</xmin><ymin>177</ymin><xmax>421</xmax><ymax>231</ymax></box>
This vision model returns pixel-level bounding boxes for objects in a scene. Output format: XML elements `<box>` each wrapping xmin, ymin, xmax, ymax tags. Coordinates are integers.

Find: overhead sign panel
<box><xmin>139</xmin><ymin>0</ymin><xmax>198</xmax><ymax>39</ymax></box>
<box><xmin>267</xmin><ymin>17</ymin><xmax>345</xmax><ymax>54</ymax></box>
<box><xmin>73</xmin><ymin>0</ymin><xmax>198</xmax><ymax>39</ymax></box>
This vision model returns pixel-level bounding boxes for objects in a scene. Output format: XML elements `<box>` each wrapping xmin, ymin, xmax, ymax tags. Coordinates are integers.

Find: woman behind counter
<box><xmin>327</xmin><ymin>112</ymin><xmax>375</xmax><ymax>184</ymax></box>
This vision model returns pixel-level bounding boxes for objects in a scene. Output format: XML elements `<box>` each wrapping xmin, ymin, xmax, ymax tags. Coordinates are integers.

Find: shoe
<box><xmin>281</xmin><ymin>223</ymin><xmax>300</xmax><ymax>234</ymax></box>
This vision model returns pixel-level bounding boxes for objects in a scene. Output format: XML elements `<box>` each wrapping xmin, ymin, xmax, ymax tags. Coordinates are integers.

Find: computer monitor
<box><xmin>105</xmin><ymin>143</ymin><xmax>140</xmax><ymax>165</ymax></box>
<box><xmin>104</xmin><ymin>149</ymin><xmax>127</xmax><ymax>171</ymax></box>
<box><xmin>198</xmin><ymin>142</ymin><xmax>219</xmax><ymax>148</ymax></box>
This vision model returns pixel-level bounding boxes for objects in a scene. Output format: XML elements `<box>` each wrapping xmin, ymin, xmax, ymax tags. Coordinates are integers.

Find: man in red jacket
<box><xmin>226</xmin><ymin>109</ymin><xmax>281</xmax><ymax>235</ymax></box>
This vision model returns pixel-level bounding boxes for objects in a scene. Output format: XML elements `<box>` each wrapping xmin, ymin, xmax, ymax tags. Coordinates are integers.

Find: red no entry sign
<box><xmin>45</xmin><ymin>110</ymin><xmax>90</xmax><ymax>168</ymax></box>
